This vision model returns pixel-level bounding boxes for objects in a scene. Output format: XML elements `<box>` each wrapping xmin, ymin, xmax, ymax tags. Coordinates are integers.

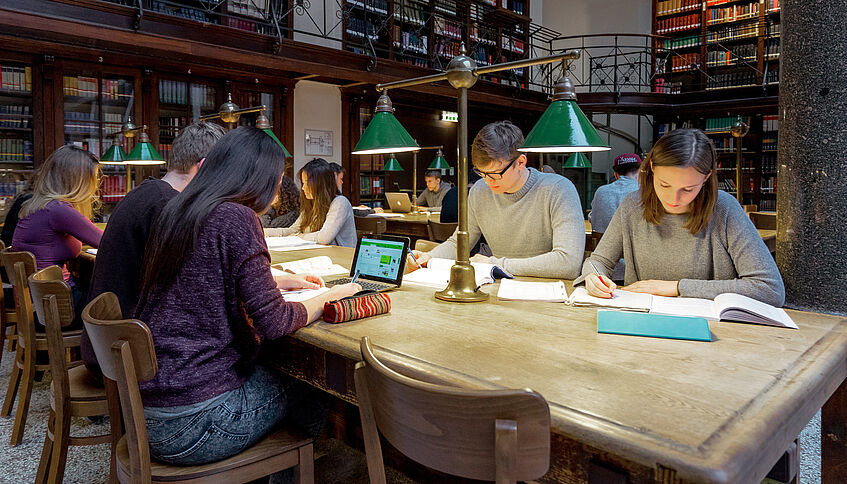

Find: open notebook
<box><xmin>403</xmin><ymin>258</ymin><xmax>513</xmax><ymax>289</ymax></box>
<box><xmin>568</xmin><ymin>287</ymin><xmax>797</xmax><ymax>329</ymax></box>
<box><xmin>264</xmin><ymin>236</ymin><xmax>328</xmax><ymax>251</ymax></box>
<box><xmin>271</xmin><ymin>256</ymin><xmax>348</xmax><ymax>277</ymax></box>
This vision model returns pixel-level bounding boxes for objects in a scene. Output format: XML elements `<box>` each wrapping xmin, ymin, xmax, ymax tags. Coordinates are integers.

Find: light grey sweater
<box><xmin>588</xmin><ymin>176</ymin><xmax>639</xmax><ymax>233</ymax></box>
<box><xmin>429</xmin><ymin>168</ymin><xmax>585</xmax><ymax>279</ymax></box>
<box><xmin>277</xmin><ymin>195</ymin><xmax>357</xmax><ymax>248</ymax></box>
<box><xmin>416</xmin><ymin>181</ymin><xmax>452</xmax><ymax>211</ymax></box>
<box><xmin>577</xmin><ymin>190</ymin><xmax>785</xmax><ymax>306</ymax></box>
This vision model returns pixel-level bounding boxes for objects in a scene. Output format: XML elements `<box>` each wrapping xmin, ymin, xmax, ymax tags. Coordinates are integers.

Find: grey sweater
<box><xmin>416</xmin><ymin>181</ymin><xmax>452</xmax><ymax>211</ymax></box>
<box><xmin>588</xmin><ymin>176</ymin><xmax>639</xmax><ymax>233</ymax></box>
<box><xmin>577</xmin><ymin>190</ymin><xmax>785</xmax><ymax>306</ymax></box>
<box><xmin>277</xmin><ymin>195</ymin><xmax>357</xmax><ymax>248</ymax></box>
<box><xmin>430</xmin><ymin>168</ymin><xmax>585</xmax><ymax>279</ymax></box>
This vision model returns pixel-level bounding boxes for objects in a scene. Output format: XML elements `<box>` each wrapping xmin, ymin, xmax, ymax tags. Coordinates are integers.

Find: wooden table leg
<box><xmin>823</xmin><ymin>377</ymin><xmax>847</xmax><ymax>482</ymax></box>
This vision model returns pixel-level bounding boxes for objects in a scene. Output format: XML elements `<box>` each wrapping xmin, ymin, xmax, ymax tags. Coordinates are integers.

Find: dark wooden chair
<box><xmin>0</xmin><ymin>240</ymin><xmax>18</xmax><ymax>367</ymax></box>
<box><xmin>82</xmin><ymin>292</ymin><xmax>316</xmax><ymax>484</ymax></box>
<box><xmin>426</xmin><ymin>220</ymin><xmax>457</xmax><ymax>243</ymax></box>
<box><xmin>29</xmin><ymin>266</ymin><xmax>117</xmax><ymax>483</ymax></box>
<box><xmin>354</xmin><ymin>336</ymin><xmax>551</xmax><ymax>484</ymax></box>
<box><xmin>750</xmin><ymin>211</ymin><xmax>777</xmax><ymax>230</ymax></box>
<box><xmin>0</xmin><ymin>248</ymin><xmax>85</xmax><ymax>446</ymax></box>
<box><xmin>354</xmin><ymin>215</ymin><xmax>387</xmax><ymax>241</ymax></box>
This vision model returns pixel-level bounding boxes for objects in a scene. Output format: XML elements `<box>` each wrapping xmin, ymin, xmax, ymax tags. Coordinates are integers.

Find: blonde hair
<box><xmin>21</xmin><ymin>145</ymin><xmax>101</xmax><ymax>220</ymax></box>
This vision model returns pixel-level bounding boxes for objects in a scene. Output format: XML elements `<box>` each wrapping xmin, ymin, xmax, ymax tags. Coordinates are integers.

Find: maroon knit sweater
<box><xmin>135</xmin><ymin>202</ymin><xmax>308</xmax><ymax>407</ymax></box>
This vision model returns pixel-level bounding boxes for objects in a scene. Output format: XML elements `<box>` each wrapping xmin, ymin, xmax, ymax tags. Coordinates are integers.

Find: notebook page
<box><xmin>497</xmin><ymin>279</ymin><xmax>568</xmax><ymax>302</ymax></box>
<box><xmin>568</xmin><ymin>287</ymin><xmax>652</xmax><ymax>311</ymax></box>
<box><xmin>403</xmin><ymin>266</ymin><xmax>492</xmax><ymax>289</ymax></box>
<box><xmin>273</xmin><ymin>256</ymin><xmax>348</xmax><ymax>276</ymax></box>
<box><xmin>650</xmin><ymin>295</ymin><xmax>717</xmax><ymax>320</ymax></box>
<box><xmin>265</xmin><ymin>235</ymin><xmax>318</xmax><ymax>249</ymax></box>
<box><xmin>427</xmin><ymin>258</ymin><xmax>501</xmax><ymax>283</ymax></box>
<box><xmin>279</xmin><ymin>287</ymin><xmax>330</xmax><ymax>302</ymax></box>
<box><xmin>714</xmin><ymin>293</ymin><xmax>798</xmax><ymax>329</ymax></box>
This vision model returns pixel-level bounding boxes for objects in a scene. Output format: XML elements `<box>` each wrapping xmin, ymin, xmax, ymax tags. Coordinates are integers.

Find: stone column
<box><xmin>777</xmin><ymin>0</ymin><xmax>847</xmax><ymax>315</ymax></box>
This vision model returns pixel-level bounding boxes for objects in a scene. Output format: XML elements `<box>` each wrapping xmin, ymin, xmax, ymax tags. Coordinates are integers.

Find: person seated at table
<box><xmin>260</xmin><ymin>174</ymin><xmax>300</xmax><ymax>229</ymax></box>
<box><xmin>265</xmin><ymin>158</ymin><xmax>357</xmax><ymax>248</ymax></box>
<box><xmin>329</xmin><ymin>162</ymin><xmax>344</xmax><ymax>194</ymax></box>
<box><xmin>135</xmin><ymin>127</ymin><xmax>360</xmax><ymax>468</ymax></box>
<box><xmin>416</xmin><ymin>169</ymin><xmax>451</xmax><ymax>212</ymax></box>
<box><xmin>1</xmin><ymin>184</ymin><xmax>33</xmax><ymax>247</ymax></box>
<box><xmin>13</xmin><ymin>144</ymin><xmax>103</xmax><ymax>327</ymax></box>
<box><xmin>577</xmin><ymin>128</ymin><xmax>785</xmax><ymax>307</ymax></box>
<box><xmin>589</xmin><ymin>153</ymin><xmax>642</xmax><ymax>233</ymax></box>
<box><xmin>411</xmin><ymin>120</ymin><xmax>585</xmax><ymax>279</ymax></box>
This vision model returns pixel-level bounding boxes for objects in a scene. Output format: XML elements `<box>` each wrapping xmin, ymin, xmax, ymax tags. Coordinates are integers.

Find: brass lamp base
<box><xmin>435</xmin><ymin>262</ymin><xmax>489</xmax><ymax>302</ymax></box>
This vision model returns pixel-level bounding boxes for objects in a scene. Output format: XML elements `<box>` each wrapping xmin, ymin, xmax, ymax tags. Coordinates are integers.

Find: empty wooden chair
<box><xmin>426</xmin><ymin>220</ymin><xmax>457</xmax><ymax>243</ymax></box>
<box><xmin>29</xmin><ymin>266</ymin><xmax>116</xmax><ymax>483</ymax></box>
<box><xmin>0</xmin><ymin>240</ymin><xmax>18</xmax><ymax>366</ymax></box>
<box><xmin>750</xmin><ymin>211</ymin><xmax>777</xmax><ymax>230</ymax></box>
<box><xmin>354</xmin><ymin>215</ymin><xmax>386</xmax><ymax>241</ymax></box>
<box><xmin>1</xmin><ymin>248</ymin><xmax>85</xmax><ymax>446</ymax></box>
<box><xmin>354</xmin><ymin>336</ymin><xmax>551</xmax><ymax>484</ymax></box>
<box><xmin>414</xmin><ymin>239</ymin><xmax>439</xmax><ymax>252</ymax></box>
<box><xmin>82</xmin><ymin>292</ymin><xmax>315</xmax><ymax>484</ymax></box>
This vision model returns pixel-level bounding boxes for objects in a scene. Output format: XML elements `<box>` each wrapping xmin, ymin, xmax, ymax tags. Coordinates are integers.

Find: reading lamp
<box><xmin>200</xmin><ymin>93</ymin><xmax>292</xmax><ymax>157</ymax></box>
<box><xmin>100</xmin><ymin>118</ymin><xmax>163</xmax><ymax>193</ymax></box>
<box><xmin>356</xmin><ymin>45</ymin><xmax>595</xmax><ymax>302</ymax></box>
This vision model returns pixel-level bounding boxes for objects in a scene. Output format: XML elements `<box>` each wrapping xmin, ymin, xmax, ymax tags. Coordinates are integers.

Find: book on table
<box><xmin>403</xmin><ymin>258</ymin><xmax>513</xmax><ymax>289</ymax></box>
<box><xmin>271</xmin><ymin>256</ymin><xmax>348</xmax><ymax>277</ymax></box>
<box><xmin>568</xmin><ymin>287</ymin><xmax>797</xmax><ymax>329</ymax></box>
<box><xmin>497</xmin><ymin>279</ymin><xmax>568</xmax><ymax>302</ymax></box>
<box><xmin>264</xmin><ymin>236</ymin><xmax>328</xmax><ymax>251</ymax></box>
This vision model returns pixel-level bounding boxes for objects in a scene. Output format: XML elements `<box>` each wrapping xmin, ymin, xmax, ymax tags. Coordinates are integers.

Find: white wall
<box><xmin>293</xmin><ymin>80</ymin><xmax>342</xmax><ymax>180</ymax></box>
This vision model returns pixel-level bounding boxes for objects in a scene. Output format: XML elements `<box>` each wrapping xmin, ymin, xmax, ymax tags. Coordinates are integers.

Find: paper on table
<box><xmin>272</xmin><ymin>256</ymin><xmax>348</xmax><ymax>277</ymax></box>
<box><xmin>650</xmin><ymin>295</ymin><xmax>716</xmax><ymax>320</ymax></box>
<box><xmin>279</xmin><ymin>287</ymin><xmax>329</xmax><ymax>302</ymax></box>
<box><xmin>268</xmin><ymin>244</ymin><xmax>329</xmax><ymax>252</ymax></box>
<box><xmin>370</xmin><ymin>213</ymin><xmax>404</xmax><ymax>218</ymax></box>
<box><xmin>264</xmin><ymin>236</ymin><xmax>321</xmax><ymax>250</ymax></box>
<box><xmin>85</xmin><ymin>248</ymin><xmax>98</xmax><ymax>255</ymax></box>
<box><xmin>402</xmin><ymin>267</ymin><xmax>492</xmax><ymax>289</ymax></box>
<box><xmin>568</xmin><ymin>287</ymin><xmax>652</xmax><ymax>312</ymax></box>
<box><xmin>497</xmin><ymin>279</ymin><xmax>568</xmax><ymax>302</ymax></box>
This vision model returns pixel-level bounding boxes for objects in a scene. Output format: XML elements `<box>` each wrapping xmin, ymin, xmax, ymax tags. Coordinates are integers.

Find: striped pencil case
<box><xmin>322</xmin><ymin>291</ymin><xmax>391</xmax><ymax>323</ymax></box>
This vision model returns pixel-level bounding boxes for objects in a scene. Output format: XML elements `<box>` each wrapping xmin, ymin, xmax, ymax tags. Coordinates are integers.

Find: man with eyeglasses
<box><xmin>410</xmin><ymin>120</ymin><xmax>585</xmax><ymax>278</ymax></box>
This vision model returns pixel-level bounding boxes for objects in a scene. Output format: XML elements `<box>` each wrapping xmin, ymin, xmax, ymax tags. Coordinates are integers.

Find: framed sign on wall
<box><xmin>305</xmin><ymin>129</ymin><xmax>333</xmax><ymax>156</ymax></box>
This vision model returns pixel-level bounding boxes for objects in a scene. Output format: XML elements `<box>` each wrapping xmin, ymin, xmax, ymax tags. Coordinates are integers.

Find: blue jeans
<box><xmin>145</xmin><ymin>365</ymin><xmax>327</xmax><ymax>467</ymax></box>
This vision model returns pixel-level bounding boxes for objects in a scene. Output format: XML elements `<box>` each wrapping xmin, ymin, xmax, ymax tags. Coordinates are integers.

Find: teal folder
<box><xmin>597</xmin><ymin>310</ymin><xmax>712</xmax><ymax>342</ymax></box>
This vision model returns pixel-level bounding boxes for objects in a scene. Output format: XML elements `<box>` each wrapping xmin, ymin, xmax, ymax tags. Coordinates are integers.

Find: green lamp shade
<box><xmin>563</xmin><ymin>152</ymin><xmax>592</xmax><ymax>168</ymax></box>
<box><xmin>352</xmin><ymin>111</ymin><xmax>420</xmax><ymax>155</ymax></box>
<box><xmin>382</xmin><ymin>155</ymin><xmax>403</xmax><ymax>171</ymax></box>
<box><xmin>428</xmin><ymin>154</ymin><xmax>450</xmax><ymax>169</ymax></box>
<box><xmin>100</xmin><ymin>145</ymin><xmax>128</xmax><ymax>164</ymax></box>
<box><xmin>263</xmin><ymin>129</ymin><xmax>292</xmax><ymax>158</ymax></box>
<box><xmin>519</xmin><ymin>100</ymin><xmax>610</xmax><ymax>153</ymax></box>
<box><xmin>126</xmin><ymin>141</ymin><xmax>165</xmax><ymax>165</ymax></box>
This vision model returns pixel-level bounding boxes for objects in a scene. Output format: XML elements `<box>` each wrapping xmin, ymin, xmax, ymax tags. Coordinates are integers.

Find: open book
<box><xmin>568</xmin><ymin>287</ymin><xmax>797</xmax><ymax>329</ymax></box>
<box><xmin>403</xmin><ymin>258</ymin><xmax>513</xmax><ymax>289</ymax></box>
<box><xmin>264</xmin><ymin>236</ymin><xmax>328</xmax><ymax>251</ymax></box>
<box><xmin>271</xmin><ymin>256</ymin><xmax>348</xmax><ymax>277</ymax></box>
<box><xmin>497</xmin><ymin>279</ymin><xmax>568</xmax><ymax>302</ymax></box>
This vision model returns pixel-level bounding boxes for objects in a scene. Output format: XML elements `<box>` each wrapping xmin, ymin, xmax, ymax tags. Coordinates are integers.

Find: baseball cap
<box><xmin>613</xmin><ymin>153</ymin><xmax>642</xmax><ymax>173</ymax></box>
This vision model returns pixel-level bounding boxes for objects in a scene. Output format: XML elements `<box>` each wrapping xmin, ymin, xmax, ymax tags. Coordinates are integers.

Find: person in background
<box><xmin>12</xmin><ymin>144</ymin><xmax>103</xmax><ymax>328</ymax></box>
<box><xmin>411</xmin><ymin>120</ymin><xmax>585</xmax><ymax>279</ymax></box>
<box><xmin>135</xmin><ymin>127</ymin><xmax>360</xmax><ymax>469</ymax></box>
<box><xmin>588</xmin><ymin>153</ymin><xmax>642</xmax><ymax>233</ymax></box>
<box><xmin>578</xmin><ymin>128</ymin><xmax>784</xmax><ymax>307</ymax></box>
<box><xmin>416</xmin><ymin>169</ymin><xmax>451</xmax><ymax>212</ymax></box>
<box><xmin>265</xmin><ymin>158</ymin><xmax>357</xmax><ymax>247</ymax></box>
<box><xmin>1</xmin><ymin>181</ymin><xmax>33</xmax><ymax>247</ymax></box>
<box><xmin>541</xmin><ymin>164</ymin><xmax>556</xmax><ymax>174</ymax></box>
<box><xmin>260</xmin><ymin>175</ymin><xmax>300</xmax><ymax>229</ymax></box>
<box><xmin>329</xmin><ymin>162</ymin><xmax>344</xmax><ymax>194</ymax></box>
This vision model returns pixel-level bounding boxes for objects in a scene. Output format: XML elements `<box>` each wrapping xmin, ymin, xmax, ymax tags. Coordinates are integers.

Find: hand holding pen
<box><xmin>351</xmin><ymin>269</ymin><xmax>361</xmax><ymax>284</ymax></box>
<box><xmin>586</xmin><ymin>260</ymin><xmax>616</xmax><ymax>299</ymax></box>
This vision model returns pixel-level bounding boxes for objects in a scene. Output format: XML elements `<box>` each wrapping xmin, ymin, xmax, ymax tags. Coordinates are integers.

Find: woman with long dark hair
<box><xmin>265</xmin><ymin>158</ymin><xmax>357</xmax><ymax>247</ymax></box>
<box><xmin>260</xmin><ymin>174</ymin><xmax>300</xmax><ymax>228</ymax></box>
<box><xmin>135</xmin><ymin>127</ymin><xmax>359</xmax><ymax>466</ymax></box>
<box><xmin>578</xmin><ymin>128</ymin><xmax>784</xmax><ymax>306</ymax></box>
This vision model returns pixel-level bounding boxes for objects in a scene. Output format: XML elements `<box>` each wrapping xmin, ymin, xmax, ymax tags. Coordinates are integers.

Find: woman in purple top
<box><xmin>13</xmin><ymin>145</ymin><xmax>103</xmax><ymax>327</ymax></box>
<box><xmin>134</xmin><ymin>127</ymin><xmax>359</xmax><ymax>469</ymax></box>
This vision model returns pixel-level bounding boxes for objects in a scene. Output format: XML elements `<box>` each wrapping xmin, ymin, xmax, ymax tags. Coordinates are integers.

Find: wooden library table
<box><xmin>265</xmin><ymin>246</ymin><xmax>847</xmax><ymax>484</ymax></box>
<box><xmin>378</xmin><ymin>211</ymin><xmax>439</xmax><ymax>241</ymax></box>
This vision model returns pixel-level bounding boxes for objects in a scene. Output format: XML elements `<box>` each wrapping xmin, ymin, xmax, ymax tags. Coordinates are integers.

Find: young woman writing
<box><xmin>135</xmin><ymin>128</ymin><xmax>359</xmax><ymax>466</ymax></box>
<box><xmin>579</xmin><ymin>128</ymin><xmax>784</xmax><ymax>307</ymax></box>
<box><xmin>264</xmin><ymin>158</ymin><xmax>357</xmax><ymax>247</ymax></box>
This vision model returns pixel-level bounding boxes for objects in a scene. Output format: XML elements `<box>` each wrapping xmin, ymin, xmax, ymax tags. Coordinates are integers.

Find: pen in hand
<box><xmin>588</xmin><ymin>260</ymin><xmax>613</xmax><ymax>297</ymax></box>
<box><xmin>407</xmin><ymin>248</ymin><xmax>419</xmax><ymax>267</ymax></box>
<box><xmin>351</xmin><ymin>269</ymin><xmax>361</xmax><ymax>284</ymax></box>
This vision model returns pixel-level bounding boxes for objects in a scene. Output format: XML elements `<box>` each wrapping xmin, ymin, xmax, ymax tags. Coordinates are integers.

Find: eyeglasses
<box><xmin>473</xmin><ymin>155</ymin><xmax>520</xmax><ymax>181</ymax></box>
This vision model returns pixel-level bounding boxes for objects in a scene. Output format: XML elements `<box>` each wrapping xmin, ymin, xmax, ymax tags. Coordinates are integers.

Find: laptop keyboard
<box><xmin>326</xmin><ymin>278</ymin><xmax>392</xmax><ymax>292</ymax></box>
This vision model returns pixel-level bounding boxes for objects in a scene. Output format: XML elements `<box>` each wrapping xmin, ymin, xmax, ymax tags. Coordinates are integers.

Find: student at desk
<box><xmin>265</xmin><ymin>158</ymin><xmax>357</xmax><ymax>247</ymax></box>
<box><xmin>135</xmin><ymin>128</ymin><xmax>360</xmax><ymax>468</ymax></box>
<box><xmin>578</xmin><ymin>128</ymin><xmax>785</xmax><ymax>306</ymax></box>
<box><xmin>416</xmin><ymin>169</ymin><xmax>451</xmax><ymax>211</ymax></box>
<box><xmin>412</xmin><ymin>120</ymin><xmax>585</xmax><ymax>279</ymax></box>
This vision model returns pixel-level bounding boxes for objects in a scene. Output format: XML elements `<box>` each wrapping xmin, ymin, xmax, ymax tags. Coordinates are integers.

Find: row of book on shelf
<box><xmin>656</xmin><ymin>0</ymin><xmax>700</xmax><ymax>16</ymax></box>
<box><xmin>760</xmin><ymin>176</ymin><xmax>777</xmax><ymax>193</ymax></box>
<box><xmin>705</xmin><ymin>116</ymin><xmax>751</xmax><ymax>132</ymax></box>
<box><xmin>763</xmin><ymin>114</ymin><xmax>779</xmax><ymax>133</ymax></box>
<box><xmin>652</xmin><ymin>79</ymin><xmax>683</xmax><ymax>94</ymax></box>
<box><xmin>0</xmin><ymin>105</ymin><xmax>31</xmax><ymax>128</ymax></box>
<box><xmin>160</xmin><ymin>117</ymin><xmax>188</xmax><ymax>138</ymax></box>
<box><xmin>1</xmin><ymin>65</ymin><xmax>31</xmax><ymax>93</ymax></box>
<box><xmin>760</xmin><ymin>199</ymin><xmax>776</xmax><ymax>211</ymax></box>
<box><xmin>661</xmin><ymin>34</ymin><xmax>700</xmax><ymax>50</ymax></box>
<box><xmin>346</xmin><ymin>17</ymin><xmax>379</xmax><ymax>41</ymax></box>
<box><xmin>707</xmin><ymin>21</ymin><xmax>758</xmax><ymax>43</ymax></box>
<box><xmin>63</xmin><ymin>76</ymin><xmax>133</xmax><ymax>100</ymax></box>
<box><xmin>348</xmin><ymin>0</ymin><xmax>389</xmax><ymax>15</ymax></box>
<box><xmin>0</xmin><ymin>179</ymin><xmax>28</xmax><ymax>199</ymax></box>
<box><xmin>707</xmin><ymin>44</ymin><xmax>755</xmax><ymax>66</ymax></box>
<box><xmin>64</xmin><ymin>112</ymin><xmax>123</xmax><ymax>134</ymax></box>
<box><xmin>656</xmin><ymin>14</ymin><xmax>700</xmax><ymax>34</ymax></box>
<box><xmin>227</xmin><ymin>0</ymin><xmax>268</xmax><ymax>19</ymax></box>
<box><xmin>670</xmin><ymin>53</ymin><xmax>699</xmax><ymax>72</ymax></box>
<box><xmin>151</xmin><ymin>0</ymin><xmax>213</xmax><ymax>22</ymax></box>
<box><xmin>100</xmin><ymin>175</ymin><xmax>128</xmax><ymax>203</ymax></box>
<box><xmin>359</xmin><ymin>175</ymin><xmax>385</xmax><ymax>196</ymax></box>
<box><xmin>393</xmin><ymin>28</ymin><xmax>428</xmax><ymax>55</ymax></box>
<box><xmin>433</xmin><ymin>15</ymin><xmax>463</xmax><ymax>40</ymax></box>
<box><xmin>707</xmin><ymin>71</ymin><xmax>756</xmax><ymax>90</ymax></box>
<box><xmin>762</xmin><ymin>153</ymin><xmax>778</xmax><ymax>172</ymax></box>
<box><xmin>707</xmin><ymin>2</ymin><xmax>758</xmax><ymax>25</ymax></box>
<box><xmin>0</xmin><ymin>138</ymin><xmax>33</xmax><ymax>162</ymax></box>
<box><xmin>159</xmin><ymin>80</ymin><xmax>217</xmax><ymax>108</ymax></box>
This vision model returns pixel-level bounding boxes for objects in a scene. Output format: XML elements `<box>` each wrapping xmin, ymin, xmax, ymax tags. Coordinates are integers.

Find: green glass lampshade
<box><xmin>563</xmin><ymin>152</ymin><xmax>592</xmax><ymax>168</ymax></box>
<box><xmin>428</xmin><ymin>153</ymin><xmax>450</xmax><ymax>170</ymax></box>
<box><xmin>352</xmin><ymin>94</ymin><xmax>420</xmax><ymax>155</ymax></box>
<box><xmin>383</xmin><ymin>154</ymin><xmax>403</xmax><ymax>171</ymax></box>
<box><xmin>126</xmin><ymin>133</ymin><xmax>165</xmax><ymax>165</ymax></box>
<box><xmin>263</xmin><ymin>128</ymin><xmax>292</xmax><ymax>158</ymax></box>
<box><xmin>100</xmin><ymin>144</ymin><xmax>128</xmax><ymax>164</ymax></box>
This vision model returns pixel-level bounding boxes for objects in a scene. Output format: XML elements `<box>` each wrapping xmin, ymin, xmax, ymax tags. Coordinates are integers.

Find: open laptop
<box><xmin>384</xmin><ymin>192</ymin><xmax>413</xmax><ymax>213</ymax></box>
<box><xmin>325</xmin><ymin>234</ymin><xmax>410</xmax><ymax>292</ymax></box>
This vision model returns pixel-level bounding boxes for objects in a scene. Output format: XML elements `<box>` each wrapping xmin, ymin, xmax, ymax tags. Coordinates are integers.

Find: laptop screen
<box><xmin>352</xmin><ymin>236</ymin><xmax>407</xmax><ymax>283</ymax></box>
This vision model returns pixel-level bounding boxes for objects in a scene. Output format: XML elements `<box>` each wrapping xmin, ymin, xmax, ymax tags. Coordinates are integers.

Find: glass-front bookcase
<box><xmin>158</xmin><ymin>78</ymin><xmax>220</xmax><ymax>166</ymax></box>
<box><xmin>0</xmin><ymin>60</ymin><xmax>33</xmax><ymax>221</ymax></box>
